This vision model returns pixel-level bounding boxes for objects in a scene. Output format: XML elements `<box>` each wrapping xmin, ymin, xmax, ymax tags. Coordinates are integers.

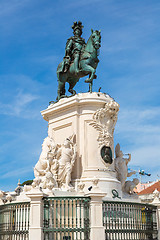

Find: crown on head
<box><xmin>72</xmin><ymin>21</ymin><xmax>83</xmax><ymax>33</ymax></box>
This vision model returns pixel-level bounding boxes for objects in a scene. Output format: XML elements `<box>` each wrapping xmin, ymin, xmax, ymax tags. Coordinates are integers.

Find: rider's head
<box><xmin>74</xmin><ymin>28</ymin><xmax>82</xmax><ymax>37</ymax></box>
<box><xmin>72</xmin><ymin>21</ymin><xmax>83</xmax><ymax>37</ymax></box>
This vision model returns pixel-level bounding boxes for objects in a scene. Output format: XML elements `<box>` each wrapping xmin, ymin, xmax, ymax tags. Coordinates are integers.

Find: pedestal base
<box><xmin>41</xmin><ymin>92</ymin><xmax>120</xmax><ymax>194</ymax></box>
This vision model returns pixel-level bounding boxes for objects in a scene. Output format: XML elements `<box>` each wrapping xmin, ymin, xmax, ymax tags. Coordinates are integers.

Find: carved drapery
<box><xmin>32</xmin><ymin>134</ymin><xmax>77</xmax><ymax>191</ymax></box>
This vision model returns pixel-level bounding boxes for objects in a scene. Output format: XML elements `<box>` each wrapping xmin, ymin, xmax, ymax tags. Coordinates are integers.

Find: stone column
<box><xmin>26</xmin><ymin>189</ymin><xmax>47</xmax><ymax>240</ymax></box>
<box><xmin>85</xmin><ymin>183</ymin><xmax>106</xmax><ymax>240</ymax></box>
<box><xmin>152</xmin><ymin>194</ymin><xmax>160</xmax><ymax>240</ymax></box>
<box><xmin>154</xmin><ymin>204</ymin><xmax>160</xmax><ymax>240</ymax></box>
<box><xmin>157</xmin><ymin>206</ymin><xmax>160</xmax><ymax>240</ymax></box>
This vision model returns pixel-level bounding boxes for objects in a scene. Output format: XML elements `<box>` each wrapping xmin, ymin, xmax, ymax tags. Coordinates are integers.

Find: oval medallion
<box><xmin>100</xmin><ymin>146</ymin><xmax>113</xmax><ymax>164</ymax></box>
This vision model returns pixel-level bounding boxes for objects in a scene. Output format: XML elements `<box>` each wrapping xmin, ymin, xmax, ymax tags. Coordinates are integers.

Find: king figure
<box><xmin>62</xmin><ymin>21</ymin><xmax>86</xmax><ymax>74</ymax></box>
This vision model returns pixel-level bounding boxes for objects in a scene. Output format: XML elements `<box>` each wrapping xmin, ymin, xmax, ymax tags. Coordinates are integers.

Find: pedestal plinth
<box><xmin>41</xmin><ymin>92</ymin><xmax>121</xmax><ymax>197</ymax></box>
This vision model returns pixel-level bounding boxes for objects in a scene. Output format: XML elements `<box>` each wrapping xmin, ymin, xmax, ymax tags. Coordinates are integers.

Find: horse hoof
<box><xmin>59</xmin><ymin>95</ymin><xmax>67</xmax><ymax>100</ymax></box>
<box><xmin>85</xmin><ymin>78</ymin><xmax>92</xmax><ymax>83</ymax></box>
<box><xmin>72</xmin><ymin>91</ymin><xmax>76</xmax><ymax>96</ymax></box>
<box><xmin>69</xmin><ymin>89</ymin><xmax>76</xmax><ymax>95</ymax></box>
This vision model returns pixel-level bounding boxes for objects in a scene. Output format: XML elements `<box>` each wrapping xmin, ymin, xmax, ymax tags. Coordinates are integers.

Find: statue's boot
<box><xmin>85</xmin><ymin>78</ymin><xmax>92</xmax><ymax>83</ymax></box>
<box><xmin>85</xmin><ymin>74</ymin><xmax>97</xmax><ymax>83</ymax></box>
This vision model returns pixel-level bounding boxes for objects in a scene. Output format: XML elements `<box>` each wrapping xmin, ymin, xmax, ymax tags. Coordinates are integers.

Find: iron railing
<box><xmin>103</xmin><ymin>201</ymin><xmax>158</xmax><ymax>240</ymax></box>
<box><xmin>43</xmin><ymin>196</ymin><xmax>90</xmax><ymax>240</ymax></box>
<box><xmin>0</xmin><ymin>202</ymin><xmax>30</xmax><ymax>240</ymax></box>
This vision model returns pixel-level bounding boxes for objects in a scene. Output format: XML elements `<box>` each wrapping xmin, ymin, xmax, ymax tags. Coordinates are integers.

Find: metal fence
<box><xmin>0</xmin><ymin>202</ymin><xmax>30</xmax><ymax>240</ymax></box>
<box><xmin>43</xmin><ymin>196</ymin><xmax>90</xmax><ymax>240</ymax></box>
<box><xmin>103</xmin><ymin>201</ymin><xmax>158</xmax><ymax>240</ymax></box>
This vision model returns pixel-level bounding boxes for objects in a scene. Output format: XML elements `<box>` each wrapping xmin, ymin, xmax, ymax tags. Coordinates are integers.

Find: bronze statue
<box><xmin>57</xmin><ymin>21</ymin><xmax>101</xmax><ymax>101</ymax></box>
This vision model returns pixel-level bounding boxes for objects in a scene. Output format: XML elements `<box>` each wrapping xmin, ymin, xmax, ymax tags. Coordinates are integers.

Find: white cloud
<box><xmin>117</xmin><ymin>107</ymin><xmax>160</xmax><ymax>134</ymax></box>
<box><xmin>0</xmin><ymin>74</ymin><xmax>49</xmax><ymax>119</ymax></box>
<box><xmin>0</xmin><ymin>91</ymin><xmax>39</xmax><ymax>117</ymax></box>
<box><xmin>14</xmin><ymin>91</ymin><xmax>38</xmax><ymax>115</ymax></box>
<box><xmin>131</xmin><ymin>145</ymin><xmax>160</xmax><ymax>167</ymax></box>
<box><xmin>115</xmin><ymin>107</ymin><xmax>160</xmax><ymax>177</ymax></box>
<box><xmin>0</xmin><ymin>167</ymin><xmax>32</xmax><ymax>179</ymax></box>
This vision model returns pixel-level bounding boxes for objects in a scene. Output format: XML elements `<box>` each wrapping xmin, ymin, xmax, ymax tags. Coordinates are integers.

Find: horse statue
<box><xmin>57</xmin><ymin>29</ymin><xmax>101</xmax><ymax>101</ymax></box>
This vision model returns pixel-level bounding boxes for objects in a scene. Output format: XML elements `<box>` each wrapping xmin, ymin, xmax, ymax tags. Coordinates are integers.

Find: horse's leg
<box><xmin>68</xmin><ymin>78</ymin><xmax>78</xmax><ymax>96</ymax></box>
<box><xmin>86</xmin><ymin>73</ymin><xmax>93</xmax><ymax>93</ymax></box>
<box><xmin>89</xmin><ymin>81</ymin><xmax>93</xmax><ymax>93</ymax></box>
<box><xmin>83</xmin><ymin>65</ymin><xmax>96</xmax><ymax>83</ymax></box>
<box><xmin>57</xmin><ymin>77</ymin><xmax>66</xmax><ymax>101</ymax></box>
<box><xmin>89</xmin><ymin>72</ymin><xmax>97</xmax><ymax>79</ymax></box>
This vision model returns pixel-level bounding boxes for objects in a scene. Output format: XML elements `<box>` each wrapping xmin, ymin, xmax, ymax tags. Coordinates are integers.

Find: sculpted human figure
<box><xmin>62</xmin><ymin>21</ymin><xmax>86</xmax><ymax>74</ymax></box>
<box><xmin>56</xmin><ymin>136</ymin><xmax>77</xmax><ymax>189</ymax></box>
<box><xmin>33</xmin><ymin>135</ymin><xmax>77</xmax><ymax>191</ymax></box>
<box><xmin>115</xmin><ymin>143</ymin><xmax>136</xmax><ymax>191</ymax></box>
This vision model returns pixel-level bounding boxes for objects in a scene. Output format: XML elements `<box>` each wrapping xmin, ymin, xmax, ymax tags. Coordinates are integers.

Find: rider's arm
<box><xmin>65</xmin><ymin>38</ymin><xmax>73</xmax><ymax>56</ymax></box>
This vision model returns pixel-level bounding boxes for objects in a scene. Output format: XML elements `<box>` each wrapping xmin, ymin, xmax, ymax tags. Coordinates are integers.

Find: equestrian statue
<box><xmin>57</xmin><ymin>21</ymin><xmax>101</xmax><ymax>101</ymax></box>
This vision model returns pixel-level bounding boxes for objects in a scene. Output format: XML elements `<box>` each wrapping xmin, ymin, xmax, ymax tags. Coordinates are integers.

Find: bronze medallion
<box><xmin>100</xmin><ymin>146</ymin><xmax>113</xmax><ymax>164</ymax></box>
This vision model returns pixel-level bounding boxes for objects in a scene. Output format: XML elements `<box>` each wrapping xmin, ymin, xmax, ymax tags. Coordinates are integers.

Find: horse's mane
<box><xmin>82</xmin><ymin>30</ymin><xmax>100</xmax><ymax>53</ymax></box>
<box><xmin>86</xmin><ymin>34</ymin><xmax>92</xmax><ymax>45</ymax></box>
<box><xmin>80</xmin><ymin>34</ymin><xmax>92</xmax><ymax>56</ymax></box>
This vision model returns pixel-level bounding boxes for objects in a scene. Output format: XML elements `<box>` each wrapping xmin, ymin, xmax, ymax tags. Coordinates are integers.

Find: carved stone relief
<box><xmin>33</xmin><ymin>134</ymin><xmax>77</xmax><ymax>191</ymax></box>
<box><xmin>89</xmin><ymin>100</ymin><xmax>119</xmax><ymax>148</ymax></box>
<box><xmin>114</xmin><ymin>143</ymin><xmax>139</xmax><ymax>195</ymax></box>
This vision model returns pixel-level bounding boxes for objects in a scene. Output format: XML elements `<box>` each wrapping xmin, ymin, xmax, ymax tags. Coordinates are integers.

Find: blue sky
<box><xmin>0</xmin><ymin>0</ymin><xmax>160</xmax><ymax>191</ymax></box>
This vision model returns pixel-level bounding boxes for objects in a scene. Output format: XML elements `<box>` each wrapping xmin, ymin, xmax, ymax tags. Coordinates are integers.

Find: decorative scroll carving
<box><xmin>77</xmin><ymin>182</ymin><xmax>85</xmax><ymax>193</ymax></box>
<box><xmin>89</xmin><ymin>100</ymin><xmax>119</xmax><ymax>147</ymax></box>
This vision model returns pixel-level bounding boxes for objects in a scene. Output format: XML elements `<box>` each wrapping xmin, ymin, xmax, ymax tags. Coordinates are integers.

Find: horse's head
<box><xmin>91</xmin><ymin>29</ymin><xmax>101</xmax><ymax>49</ymax></box>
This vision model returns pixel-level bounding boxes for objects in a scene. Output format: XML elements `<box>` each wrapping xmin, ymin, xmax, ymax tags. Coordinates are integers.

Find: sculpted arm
<box><xmin>65</xmin><ymin>38</ymin><xmax>73</xmax><ymax>57</ymax></box>
<box><xmin>127</xmin><ymin>171</ymin><xmax>136</xmax><ymax>177</ymax></box>
<box><xmin>125</xmin><ymin>154</ymin><xmax>136</xmax><ymax>177</ymax></box>
<box><xmin>125</xmin><ymin>153</ymin><xmax>131</xmax><ymax>164</ymax></box>
<box><xmin>34</xmin><ymin>166</ymin><xmax>45</xmax><ymax>176</ymax></box>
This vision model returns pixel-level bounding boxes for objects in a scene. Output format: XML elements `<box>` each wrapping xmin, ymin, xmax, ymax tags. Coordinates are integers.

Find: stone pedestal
<box><xmin>157</xmin><ymin>205</ymin><xmax>160</xmax><ymax>240</ymax></box>
<box><xmin>41</xmin><ymin>92</ymin><xmax>121</xmax><ymax>198</ymax></box>
<box><xmin>26</xmin><ymin>189</ymin><xmax>47</xmax><ymax>240</ymax></box>
<box><xmin>85</xmin><ymin>190</ymin><xmax>106</xmax><ymax>240</ymax></box>
<box><xmin>152</xmin><ymin>199</ymin><xmax>160</xmax><ymax>240</ymax></box>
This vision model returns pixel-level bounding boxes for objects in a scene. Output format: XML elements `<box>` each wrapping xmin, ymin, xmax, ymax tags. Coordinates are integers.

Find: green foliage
<box><xmin>21</xmin><ymin>180</ymin><xmax>33</xmax><ymax>186</ymax></box>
